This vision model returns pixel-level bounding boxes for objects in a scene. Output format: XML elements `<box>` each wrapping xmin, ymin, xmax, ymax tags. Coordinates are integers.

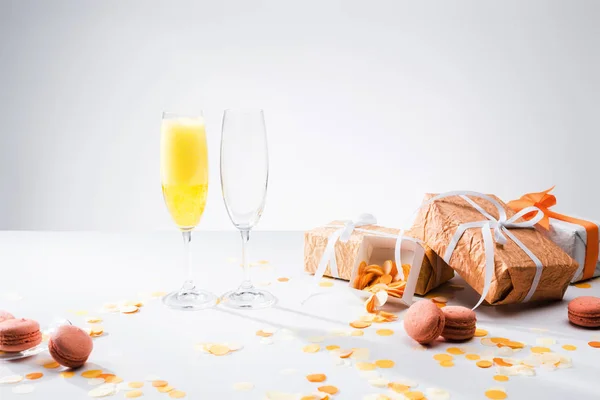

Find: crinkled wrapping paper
<box><xmin>409</xmin><ymin>195</ymin><xmax>579</xmax><ymax>305</ymax></box>
<box><xmin>545</xmin><ymin>218</ymin><xmax>600</xmax><ymax>282</ymax></box>
<box><xmin>304</xmin><ymin>221</ymin><xmax>454</xmax><ymax>295</ymax></box>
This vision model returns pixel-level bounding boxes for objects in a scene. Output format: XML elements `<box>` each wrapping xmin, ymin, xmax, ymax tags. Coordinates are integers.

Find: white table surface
<box><xmin>1</xmin><ymin>231</ymin><xmax>599</xmax><ymax>400</ymax></box>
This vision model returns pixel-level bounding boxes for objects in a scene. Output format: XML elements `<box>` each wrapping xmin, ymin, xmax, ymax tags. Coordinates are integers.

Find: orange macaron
<box><xmin>0</xmin><ymin>318</ymin><xmax>42</xmax><ymax>352</ymax></box>
<box><xmin>404</xmin><ymin>300</ymin><xmax>445</xmax><ymax>344</ymax></box>
<box><xmin>48</xmin><ymin>325</ymin><xmax>93</xmax><ymax>368</ymax></box>
<box><xmin>441</xmin><ymin>306</ymin><xmax>477</xmax><ymax>341</ymax></box>
<box><xmin>568</xmin><ymin>296</ymin><xmax>600</xmax><ymax>328</ymax></box>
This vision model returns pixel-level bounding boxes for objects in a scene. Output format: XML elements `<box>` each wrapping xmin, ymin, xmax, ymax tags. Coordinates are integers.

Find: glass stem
<box><xmin>240</xmin><ymin>229</ymin><xmax>252</xmax><ymax>290</ymax></box>
<box><xmin>181</xmin><ymin>230</ymin><xmax>195</xmax><ymax>293</ymax></box>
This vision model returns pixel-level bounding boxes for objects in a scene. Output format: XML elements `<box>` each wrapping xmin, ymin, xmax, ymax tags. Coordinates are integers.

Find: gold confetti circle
<box><xmin>60</xmin><ymin>371</ymin><xmax>75</xmax><ymax>378</ymax></box>
<box><xmin>350</xmin><ymin>321</ymin><xmax>371</xmax><ymax>329</ymax></box>
<box><xmin>485</xmin><ymin>389</ymin><xmax>507</xmax><ymax>399</ymax></box>
<box><xmin>319</xmin><ymin>281</ymin><xmax>334</xmax><ymax>287</ymax></box>
<box><xmin>375</xmin><ymin>359</ymin><xmax>395</xmax><ymax>368</ymax></box>
<box><xmin>169</xmin><ymin>390</ymin><xmax>186</xmax><ymax>398</ymax></box>
<box><xmin>318</xmin><ymin>385</ymin><xmax>339</xmax><ymax>395</ymax></box>
<box><xmin>129</xmin><ymin>382</ymin><xmax>144</xmax><ymax>389</ymax></box>
<box><xmin>376</xmin><ymin>329</ymin><xmax>394</xmax><ymax>336</ymax></box>
<box><xmin>465</xmin><ymin>354</ymin><xmax>481</xmax><ymax>361</ymax></box>
<box><xmin>476</xmin><ymin>360</ymin><xmax>493</xmax><ymax>368</ymax></box>
<box><xmin>405</xmin><ymin>391</ymin><xmax>425</xmax><ymax>400</ymax></box>
<box><xmin>562</xmin><ymin>344</ymin><xmax>577</xmax><ymax>351</ymax></box>
<box><xmin>158</xmin><ymin>386</ymin><xmax>174</xmax><ymax>393</ymax></box>
<box><xmin>81</xmin><ymin>370</ymin><xmax>103</xmax><ymax>378</ymax></box>
<box><xmin>152</xmin><ymin>380</ymin><xmax>168</xmax><ymax>388</ymax></box>
<box><xmin>574</xmin><ymin>283</ymin><xmax>591</xmax><ymax>289</ymax></box>
<box><xmin>530</xmin><ymin>346</ymin><xmax>551</xmax><ymax>354</ymax></box>
<box><xmin>125</xmin><ymin>390</ymin><xmax>143</xmax><ymax>398</ymax></box>
<box><xmin>306</xmin><ymin>373</ymin><xmax>327</xmax><ymax>383</ymax></box>
<box><xmin>326</xmin><ymin>345</ymin><xmax>340</xmax><ymax>351</ymax></box>
<box><xmin>433</xmin><ymin>354</ymin><xmax>454</xmax><ymax>362</ymax></box>
<box><xmin>446</xmin><ymin>347</ymin><xmax>465</xmax><ymax>355</ymax></box>
<box><xmin>356</xmin><ymin>362</ymin><xmax>377</xmax><ymax>371</ymax></box>
<box><xmin>43</xmin><ymin>361</ymin><xmax>60</xmax><ymax>369</ymax></box>
<box><xmin>389</xmin><ymin>383</ymin><xmax>410</xmax><ymax>393</ymax></box>
<box><xmin>439</xmin><ymin>360</ymin><xmax>455</xmax><ymax>367</ymax></box>
<box><xmin>303</xmin><ymin>344</ymin><xmax>321</xmax><ymax>353</ymax></box>
<box><xmin>277</xmin><ymin>277</ymin><xmax>290</xmax><ymax>282</ymax></box>
<box><xmin>25</xmin><ymin>372</ymin><xmax>43</xmax><ymax>380</ymax></box>
<box><xmin>474</xmin><ymin>328</ymin><xmax>488</xmax><ymax>337</ymax></box>
<box><xmin>351</xmin><ymin>330</ymin><xmax>364</xmax><ymax>337</ymax></box>
<box><xmin>494</xmin><ymin>375</ymin><xmax>509</xmax><ymax>382</ymax></box>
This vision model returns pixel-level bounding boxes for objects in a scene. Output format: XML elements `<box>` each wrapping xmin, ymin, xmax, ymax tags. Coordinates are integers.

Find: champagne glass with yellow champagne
<box><xmin>160</xmin><ymin>112</ymin><xmax>217</xmax><ymax>310</ymax></box>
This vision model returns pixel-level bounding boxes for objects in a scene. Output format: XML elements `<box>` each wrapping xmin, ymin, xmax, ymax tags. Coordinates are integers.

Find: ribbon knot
<box><xmin>339</xmin><ymin>213</ymin><xmax>377</xmax><ymax>242</ymax></box>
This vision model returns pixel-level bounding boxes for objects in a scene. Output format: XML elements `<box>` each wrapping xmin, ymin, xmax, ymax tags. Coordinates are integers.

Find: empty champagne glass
<box><xmin>160</xmin><ymin>112</ymin><xmax>217</xmax><ymax>310</ymax></box>
<box><xmin>220</xmin><ymin>109</ymin><xmax>276</xmax><ymax>309</ymax></box>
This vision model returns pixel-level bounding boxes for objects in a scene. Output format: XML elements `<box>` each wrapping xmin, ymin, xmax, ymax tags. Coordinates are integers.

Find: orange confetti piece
<box><xmin>318</xmin><ymin>385</ymin><xmax>339</xmax><ymax>395</ymax></box>
<box><xmin>350</xmin><ymin>321</ymin><xmax>371</xmax><ymax>329</ymax></box>
<box><xmin>465</xmin><ymin>354</ymin><xmax>481</xmax><ymax>361</ymax></box>
<box><xmin>490</xmin><ymin>337</ymin><xmax>509</xmax><ymax>344</ymax></box>
<box><xmin>106</xmin><ymin>376</ymin><xmax>123</xmax><ymax>383</ymax></box>
<box><xmin>446</xmin><ymin>347</ymin><xmax>465</xmax><ymax>355</ymax></box>
<box><xmin>434</xmin><ymin>354</ymin><xmax>454</xmax><ymax>362</ymax></box>
<box><xmin>81</xmin><ymin>370</ymin><xmax>103</xmax><ymax>378</ymax></box>
<box><xmin>493</xmin><ymin>358</ymin><xmax>513</xmax><ymax>367</ymax></box>
<box><xmin>256</xmin><ymin>330</ymin><xmax>273</xmax><ymax>337</ymax></box>
<box><xmin>43</xmin><ymin>361</ymin><xmax>60</xmax><ymax>369</ymax></box>
<box><xmin>303</xmin><ymin>344</ymin><xmax>321</xmax><ymax>353</ymax></box>
<box><xmin>376</xmin><ymin>329</ymin><xmax>394</xmax><ymax>336</ymax></box>
<box><xmin>128</xmin><ymin>382</ymin><xmax>144</xmax><ymax>389</ymax></box>
<box><xmin>125</xmin><ymin>391</ymin><xmax>143</xmax><ymax>398</ymax></box>
<box><xmin>169</xmin><ymin>391</ymin><xmax>186</xmax><ymax>399</ymax></box>
<box><xmin>485</xmin><ymin>389</ymin><xmax>507</xmax><ymax>399</ymax></box>
<box><xmin>277</xmin><ymin>277</ymin><xmax>290</xmax><ymax>282</ymax></box>
<box><xmin>503</xmin><ymin>341</ymin><xmax>525</xmax><ymax>349</ymax></box>
<box><xmin>356</xmin><ymin>362</ymin><xmax>377</xmax><ymax>371</ymax></box>
<box><xmin>25</xmin><ymin>372</ymin><xmax>43</xmax><ymax>380</ymax></box>
<box><xmin>476</xmin><ymin>360</ymin><xmax>493</xmax><ymax>368</ymax></box>
<box><xmin>474</xmin><ymin>328</ymin><xmax>488</xmax><ymax>337</ymax></box>
<box><xmin>439</xmin><ymin>360</ymin><xmax>455</xmax><ymax>367</ymax></box>
<box><xmin>60</xmin><ymin>371</ymin><xmax>75</xmax><ymax>378</ymax></box>
<box><xmin>405</xmin><ymin>391</ymin><xmax>425</xmax><ymax>400</ymax></box>
<box><xmin>389</xmin><ymin>383</ymin><xmax>410</xmax><ymax>393</ymax></box>
<box><xmin>574</xmin><ymin>283</ymin><xmax>591</xmax><ymax>289</ymax></box>
<box><xmin>209</xmin><ymin>344</ymin><xmax>230</xmax><ymax>356</ymax></box>
<box><xmin>494</xmin><ymin>375</ymin><xmax>509</xmax><ymax>382</ymax></box>
<box><xmin>588</xmin><ymin>341</ymin><xmax>600</xmax><ymax>348</ymax></box>
<box><xmin>153</xmin><ymin>380</ymin><xmax>169</xmax><ymax>387</ymax></box>
<box><xmin>562</xmin><ymin>344</ymin><xmax>577</xmax><ymax>351</ymax></box>
<box><xmin>530</xmin><ymin>346</ymin><xmax>551</xmax><ymax>354</ymax></box>
<box><xmin>306</xmin><ymin>373</ymin><xmax>327</xmax><ymax>383</ymax></box>
<box><xmin>158</xmin><ymin>386</ymin><xmax>174</xmax><ymax>393</ymax></box>
<box><xmin>326</xmin><ymin>345</ymin><xmax>340</xmax><ymax>351</ymax></box>
<box><xmin>375</xmin><ymin>359</ymin><xmax>395</xmax><ymax>368</ymax></box>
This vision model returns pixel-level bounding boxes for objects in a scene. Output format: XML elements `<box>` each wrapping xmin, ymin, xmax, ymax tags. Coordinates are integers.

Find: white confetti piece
<box><xmin>279</xmin><ymin>368</ymin><xmax>297</xmax><ymax>375</ymax></box>
<box><xmin>426</xmin><ymin>388</ymin><xmax>451</xmax><ymax>400</ymax></box>
<box><xmin>224</xmin><ymin>342</ymin><xmax>244</xmax><ymax>351</ymax></box>
<box><xmin>0</xmin><ymin>375</ymin><xmax>24</xmax><ymax>384</ymax></box>
<box><xmin>88</xmin><ymin>378</ymin><xmax>106</xmax><ymax>386</ymax></box>
<box><xmin>368</xmin><ymin>377</ymin><xmax>389</xmax><ymax>388</ymax></box>
<box><xmin>12</xmin><ymin>384</ymin><xmax>35</xmax><ymax>394</ymax></box>
<box><xmin>260</xmin><ymin>337</ymin><xmax>274</xmax><ymax>345</ymax></box>
<box><xmin>88</xmin><ymin>383</ymin><xmax>117</xmax><ymax>397</ymax></box>
<box><xmin>233</xmin><ymin>382</ymin><xmax>254</xmax><ymax>391</ymax></box>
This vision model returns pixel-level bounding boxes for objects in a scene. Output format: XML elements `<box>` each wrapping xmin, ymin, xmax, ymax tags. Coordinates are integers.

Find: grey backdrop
<box><xmin>1</xmin><ymin>0</ymin><xmax>599</xmax><ymax>231</ymax></box>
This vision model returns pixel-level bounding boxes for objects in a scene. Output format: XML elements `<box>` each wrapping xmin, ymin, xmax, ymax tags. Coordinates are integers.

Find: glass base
<box><xmin>162</xmin><ymin>288</ymin><xmax>217</xmax><ymax>311</ymax></box>
<box><xmin>220</xmin><ymin>286</ymin><xmax>277</xmax><ymax>310</ymax></box>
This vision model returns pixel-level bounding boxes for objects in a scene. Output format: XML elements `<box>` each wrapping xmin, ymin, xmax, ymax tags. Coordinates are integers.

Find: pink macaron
<box><xmin>0</xmin><ymin>310</ymin><xmax>14</xmax><ymax>323</ymax></box>
<box><xmin>48</xmin><ymin>325</ymin><xmax>93</xmax><ymax>368</ymax></box>
<box><xmin>404</xmin><ymin>300</ymin><xmax>446</xmax><ymax>345</ymax></box>
<box><xmin>441</xmin><ymin>306</ymin><xmax>477</xmax><ymax>341</ymax></box>
<box><xmin>0</xmin><ymin>318</ymin><xmax>42</xmax><ymax>352</ymax></box>
<box><xmin>568</xmin><ymin>296</ymin><xmax>600</xmax><ymax>328</ymax></box>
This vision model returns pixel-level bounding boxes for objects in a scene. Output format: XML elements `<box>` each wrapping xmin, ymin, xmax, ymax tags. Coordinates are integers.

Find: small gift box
<box><xmin>508</xmin><ymin>187</ymin><xmax>600</xmax><ymax>283</ymax></box>
<box><xmin>304</xmin><ymin>215</ymin><xmax>454</xmax><ymax>296</ymax></box>
<box><xmin>409</xmin><ymin>192</ymin><xmax>579</xmax><ymax>306</ymax></box>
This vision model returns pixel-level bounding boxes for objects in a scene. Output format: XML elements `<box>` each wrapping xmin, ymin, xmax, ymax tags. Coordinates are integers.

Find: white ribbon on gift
<box><xmin>303</xmin><ymin>213</ymin><xmax>424</xmax><ymax>305</ymax></box>
<box><xmin>399</xmin><ymin>191</ymin><xmax>545</xmax><ymax>309</ymax></box>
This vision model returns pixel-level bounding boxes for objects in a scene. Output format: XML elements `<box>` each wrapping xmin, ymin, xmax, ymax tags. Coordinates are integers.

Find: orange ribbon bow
<box><xmin>508</xmin><ymin>186</ymin><xmax>599</xmax><ymax>281</ymax></box>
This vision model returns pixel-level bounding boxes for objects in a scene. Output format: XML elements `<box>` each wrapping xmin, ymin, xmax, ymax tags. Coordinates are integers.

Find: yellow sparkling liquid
<box><xmin>160</xmin><ymin>117</ymin><xmax>208</xmax><ymax>230</ymax></box>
